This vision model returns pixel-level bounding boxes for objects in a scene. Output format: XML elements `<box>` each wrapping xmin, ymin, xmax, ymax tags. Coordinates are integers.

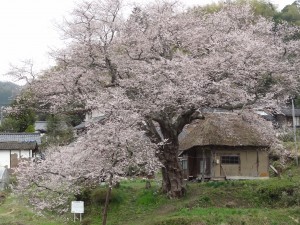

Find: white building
<box><xmin>0</xmin><ymin>133</ymin><xmax>41</xmax><ymax>168</ymax></box>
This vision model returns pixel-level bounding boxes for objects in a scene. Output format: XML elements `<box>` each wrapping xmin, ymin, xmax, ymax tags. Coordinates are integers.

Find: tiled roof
<box><xmin>280</xmin><ymin>108</ymin><xmax>300</xmax><ymax>117</ymax></box>
<box><xmin>0</xmin><ymin>142</ymin><xmax>37</xmax><ymax>150</ymax></box>
<box><xmin>0</xmin><ymin>133</ymin><xmax>41</xmax><ymax>145</ymax></box>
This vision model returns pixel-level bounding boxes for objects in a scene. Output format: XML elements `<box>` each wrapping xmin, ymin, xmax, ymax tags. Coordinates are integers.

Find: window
<box><xmin>221</xmin><ymin>155</ymin><xmax>239</xmax><ymax>164</ymax></box>
<box><xmin>181</xmin><ymin>159</ymin><xmax>188</xmax><ymax>170</ymax></box>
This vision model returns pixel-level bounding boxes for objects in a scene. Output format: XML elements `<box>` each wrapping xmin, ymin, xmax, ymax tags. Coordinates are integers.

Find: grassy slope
<box><xmin>104</xmin><ymin>181</ymin><xmax>300</xmax><ymax>225</ymax></box>
<box><xmin>1</xmin><ymin>166</ymin><xmax>300</xmax><ymax>225</ymax></box>
<box><xmin>0</xmin><ymin>194</ymin><xmax>69</xmax><ymax>225</ymax></box>
<box><xmin>100</xmin><ymin>166</ymin><xmax>300</xmax><ymax>225</ymax></box>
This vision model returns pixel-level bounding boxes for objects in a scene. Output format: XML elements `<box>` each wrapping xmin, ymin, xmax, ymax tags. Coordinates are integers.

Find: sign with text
<box><xmin>71</xmin><ymin>201</ymin><xmax>84</xmax><ymax>214</ymax></box>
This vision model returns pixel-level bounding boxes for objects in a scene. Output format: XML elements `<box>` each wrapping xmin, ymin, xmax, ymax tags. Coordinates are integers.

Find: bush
<box><xmin>278</xmin><ymin>132</ymin><xmax>294</xmax><ymax>142</ymax></box>
<box><xmin>271</xmin><ymin>161</ymin><xmax>284</xmax><ymax>176</ymax></box>
<box><xmin>197</xmin><ymin>196</ymin><xmax>212</xmax><ymax>207</ymax></box>
<box><xmin>81</xmin><ymin>218</ymin><xmax>92</xmax><ymax>225</ymax></box>
<box><xmin>75</xmin><ymin>188</ymin><xmax>92</xmax><ymax>206</ymax></box>
<box><xmin>25</xmin><ymin>124</ymin><xmax>35</xmax><ymax>133</ymax></box>
<box><xmin>154</xmin><ymin>217</ymin><xmax>191</xmax><ymax>225</ymax></box>
<box><xmin>91</xmin><ymin>187</ymin><xmax>123</xmax><ymax>206</ymax></box>
<box><xmin>257</xmin><ymin>181</ymin><xmax>299</xmax><ymax>206</ymax></box>
<box><xmin>204</xmin><ymin>181</ymin><xmax>228</xmax><ymax>188</ymax></box>
<box><xmin>75</xmin><ymin>186</ymin><xmax>124</xmax><ymax>208</ymax></box>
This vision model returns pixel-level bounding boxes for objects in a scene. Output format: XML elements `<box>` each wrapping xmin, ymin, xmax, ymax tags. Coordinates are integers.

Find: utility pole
<box><xmin>292</xmin><ymin>99</ymin><xmax>298</xmax><ymax>166</ymax></box>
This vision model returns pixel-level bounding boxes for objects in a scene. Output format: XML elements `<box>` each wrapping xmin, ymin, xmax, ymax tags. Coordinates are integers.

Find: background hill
<box><xmin>0</xmin><ymin>81</ymin><xmax>20</xmax><ymax>107</ymax></box>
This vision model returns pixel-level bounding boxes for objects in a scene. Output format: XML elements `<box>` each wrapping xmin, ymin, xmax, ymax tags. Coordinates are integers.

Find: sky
<box><xmin>0</xmin><ymin>0</ymin><xmax>296</xmax><ymax>84</ymax></box>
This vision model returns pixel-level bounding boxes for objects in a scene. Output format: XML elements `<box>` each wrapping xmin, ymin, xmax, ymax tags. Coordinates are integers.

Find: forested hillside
<box><xmin>0</xmin><ymin>81</ymin><xmax>20</xmax><ymax>107</ymax></box>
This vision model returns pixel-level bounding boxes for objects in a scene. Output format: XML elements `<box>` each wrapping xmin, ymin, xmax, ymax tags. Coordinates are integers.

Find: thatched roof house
<box><xmin>179</xmin><ymin>113</ymin><xmax>270</xmax><ymax>181</ymax></box>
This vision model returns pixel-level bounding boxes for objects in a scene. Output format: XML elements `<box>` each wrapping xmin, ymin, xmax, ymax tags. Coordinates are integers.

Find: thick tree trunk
<box><xmin>161</xmin><ymin>164</ymin><xmax>185</xmax><ymax>198</ymax></box>
<box><xmin>159</xmin><ymin>144</ymin><xmax>186</xmax><ymax>198</ymax></box>
<box><xmin>102</xmin><ymin>175</ymin><xmax>112</xmax><ymax>225</ymax></box>
<box><xmin>144</xmin><ymin>108</ymin><xmax>200</xmax><ymax>198</ymax></box>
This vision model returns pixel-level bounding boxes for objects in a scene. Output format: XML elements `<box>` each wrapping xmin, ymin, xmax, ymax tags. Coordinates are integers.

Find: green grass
<box><xmin>2</xmin><ymin>167</ymin><xmax>300</xmax><ymax>225</ymax></box>
<box><xmin>77</xmin><ymin>175</ymin><xmax>300</xmax><ymax>225</ymax></box>
<box><xmin>157</xmin><ymin>207</ymin><xmax>300</xmax><ymax>225</ymax></box>
<box><xmin>0</xmin><ymin>194</ymin><xmax>72</xmax><ymax>225</ymax></box>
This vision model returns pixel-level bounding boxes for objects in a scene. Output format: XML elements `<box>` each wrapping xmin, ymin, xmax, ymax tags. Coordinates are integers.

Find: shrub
<box><xmin>154</xmin><ymin>217</ymin><xmax>191</xmax><ymax>225</ymax></box>
<box><xmin>25</xmin><ymin>124</ymin><xmax>35</xmax><ymax>133</ymax></box>
<box><xmin>91</xmin><ymin>187</ymin><xmax>123</xmax><ymax>206</ymax></box>
<box><xmin>204</xmin><ymin>181</ymin><xmax>228</xmax><ymax>188</ymax></box>
<box><xmin>81</xmin><ymin>218</ymin><xmax>92</xmax><ymax>225</ymax></box>
<box><xmin>257</xmin><ymin>181</ymin><xmax>299</xmax><ymax>206</ymax></box>
<box><xmin>278</xmin><ymin>132</ymin><xmax>294</xmax><ymax>142</ymax></box>
<box><xmin>75</xmin><ymin>188</ymin><xmax>92</xmax><ymax>206</ymax></box>
<box><xmin>197</xmin><ymin>196</ymin><xmax>212</xmax><ymax>207</ymax></box>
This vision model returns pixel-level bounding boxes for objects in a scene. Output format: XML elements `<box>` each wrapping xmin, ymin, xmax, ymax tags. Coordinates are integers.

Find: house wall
<box><xmin>240</xmin><ymin>150</ymin><xmax>257</xmax><ymax>176</ymax></box>
<box><xmin>212</xmin><ymin>151</ymin><xmax>240</xmax><ymax>177</ymax></box>
<box><xmin>212</xmin><ymin>147</ymin><xmax>269</xmax><ymax>179</ymax></box>
<box><xmin>258</xmin><ymin>151</ymin><xmax>269</xmax><ymax>177</ymax></box>
<box><xmin>0</xmin><ymin>150</ymin><xmax>33</xmax><ymax>168</ymax></box>
<box><xmin>11</xmin><ymin>150</ymin><xmax>32</xmax><ymax>158</ymax></box>
<box><xmin>182</xmin><ymin>146</ymin><xmax>269</xmax><ymax>180</ymax></box>
<box><xmin>181</xmin><ymin>147</ymin><xmax>211</xmax><ymax>180</ymax></box>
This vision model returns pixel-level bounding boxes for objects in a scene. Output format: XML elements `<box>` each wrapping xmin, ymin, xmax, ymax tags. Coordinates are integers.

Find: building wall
<box><xmin>182</xmin><ymin>146</ymin><xmax>269</xmax><ymax>180</ymax></box>
<box><xmin>11</xmin><ymin>150</ymin><xmax>32</xmax><ymax>158</ymax></box>
<box><xmin>180</xmin><ymin>147</ymin><xmax>212</xmax><ymax>180</ymax></box>
<box><xmin>212</xmin><ymin>147</ymin><xmax>269</xmax><ymax>178</ymax></box>
<box><xmin>257</xmin><ymin>151</ymin><xmax>269</xmax><ymax>177</ymax></box>
<box><xmin>239</xmin><ymin>150</ymin><xmax>257</xmax><ymax>177</ymax></box>
<box><xmin>0</xmin><ymin>150</ymin><xmax>33</xmax><ymax>168</ymax></box>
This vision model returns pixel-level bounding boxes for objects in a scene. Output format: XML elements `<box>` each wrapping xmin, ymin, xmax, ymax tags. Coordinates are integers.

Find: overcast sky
<box><xmin>0</xmin><ymin>0</ymin><xmax>295</xmax><ymax>84</ymax></box>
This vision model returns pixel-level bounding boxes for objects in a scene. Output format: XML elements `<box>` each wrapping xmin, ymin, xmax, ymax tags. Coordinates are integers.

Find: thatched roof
<box><xmin>179</xmin><ymin>113</ymin><xmax>270</xmax><ymax>151</ymax></box>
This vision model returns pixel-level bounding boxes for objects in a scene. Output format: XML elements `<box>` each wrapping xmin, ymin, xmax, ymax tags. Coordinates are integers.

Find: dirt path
<box><xmin>0</xmin><ymin>207</ymin><xmax>15</xmax><ymax>216</ymax></box>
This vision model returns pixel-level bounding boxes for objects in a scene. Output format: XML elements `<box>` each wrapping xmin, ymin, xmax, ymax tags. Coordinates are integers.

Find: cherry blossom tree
<box><xmin>16</xmin><ymin>0</ymin><xmax>300</xmax><ymax>201</ymax></box>
<box><xmin>15</xmin><ymin>111</ymin><xmax>158</xmax><ymax>216</ymax></box>
<box><xmin>110</xmin><ymin>2</ymin><xmax>300</xmax><ymax>197</ymax></box>
<box><xmin>5</xmin><ymin>59</ymin><xmax>38</xmax><ymax>85</ymax></box>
